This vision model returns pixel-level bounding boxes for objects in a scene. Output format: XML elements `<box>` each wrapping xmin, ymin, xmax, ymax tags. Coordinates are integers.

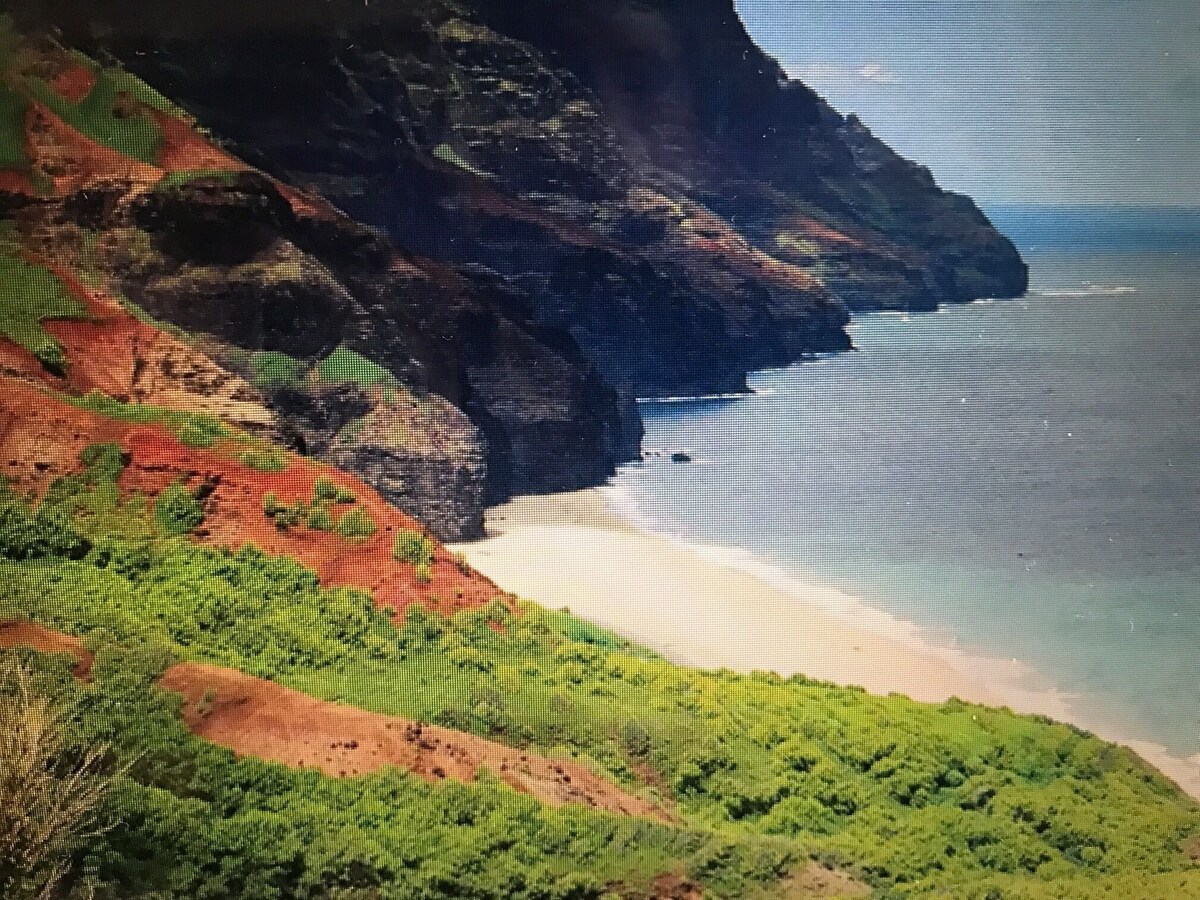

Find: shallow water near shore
<box><xmin>615</xmin><ymin>242</ymin><xmax>1200</xmax><ymax>758</ymax></box>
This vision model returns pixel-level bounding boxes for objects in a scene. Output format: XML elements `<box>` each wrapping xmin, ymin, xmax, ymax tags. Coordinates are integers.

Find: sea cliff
<box><xmin>5</xmin><ymin>0</ymin><xmax>1026</xmax><ymax>530</ymax></box>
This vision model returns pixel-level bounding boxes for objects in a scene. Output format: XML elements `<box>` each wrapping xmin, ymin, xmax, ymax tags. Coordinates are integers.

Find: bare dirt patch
<box><xmin>782</xmin><ymin>861</ymin><xmax>871</xmax><ymax>898</ymax></box>
<box><xmin>152</xmin><ymin>110</ymin><xmax>245</xmax><ymax>174</ymax></box>
<box><xmin>160</xmin><ymin>661</ymin><xmax>670</xmax><ymax>820</ymax></box>
<box><xmin>0</xmin><ymin>170</ymin><xmax>35</xmax><ymax>195</ymax></box>
<box><xmin>49</xmin><ymin>65</ymin><xmax>97</xmax><ymax>104</ymax></box>
<box><xmin>1184</xmin><ymin>834</ymin><xmax>1200</xmax><ymax>863</ymax></box>
<box><xmin>649</xmin><ymin>872</ymin><xmax>703</xmax><ymax>899</ymax></box>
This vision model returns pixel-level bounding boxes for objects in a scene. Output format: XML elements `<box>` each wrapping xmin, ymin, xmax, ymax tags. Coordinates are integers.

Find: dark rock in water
<box><xmin>671</xmin><ymin>452</ymin><xmax>693</xmax><ymax>464</ymax></box>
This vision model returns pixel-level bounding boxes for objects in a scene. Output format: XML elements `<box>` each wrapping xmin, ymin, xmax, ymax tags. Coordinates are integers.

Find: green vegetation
<box><xmin>432</xmin><ymin>142</ymin><xmax>489</xmax><ymax>178</ymax></box>
<box><xmin>11</xmin><ymin>646</ymin><xmax>742</xmax><ymax>900</ymax></box>
<box><xmin>0</xmin><ymin>238</ymin><xmax>88</xmax><ymax>372</ymax></box>
<box><xmin>0</xmin><ymin>461</ymin><xmax>1198</xmax><ymax>897</ymax></box>
<box><xmin>155</xmin><ymin>168</ymin><xmax>242</xmax><ymax>190</ymax></box>
<box><xmin>264</xmin><ymin>480</ymin><xmax>362</xmax><ymax>535</ymax></box>
<box><xmin>0</xmin><ymin>20</ymin><xmax>29</xmax><ymax>170</ymax></box>
<box><xmin>248</xmin><ymin>349</ymin><xmax>305</xmax><ymax>390</ymax></box>
<box><xmin>99</xmin><ymin>66</ymin><xmax>192</xmax><ymax>120</ymax></box>
<box><xmin>335</xmin><ymin>507</ymin><xmax>377</xmax><ymax>541</ymax></box>
<box><xmin>0</xmin><ymin>15</ymin><xmax>20</xmax><ymax>69</ymax></box>
<box><xmin>313</xmin><ymin>476</ymin><xmax>355</xmax><ymax>504</ymax></box>
<box><xmin>24</xmin><ymin>69</ymin><xmax>165</xmax><ymax>165</ymax></box>
<box><xmin>68</xmin><ymin>391</ymin><xmax>229</xmax><ymax>449</ymax></box>
<box><xmin>317</xmin><ymin>346</ymin><xmax>396</xmax><ymax>388</ymax></box>
<box><xmin>393</xmin><ymin>527</ymin><xmax>435</xmax><ymax>568</ymax></box>
<box><xmin>262</xmin><ymin>493</ymin><xmax>306</xmax><ymax>531</ymax></box>
<box><xmin>152</xmin><ymin>484</ymin><xmax>204</xmax><ymax>535</ymax></box>
<box><xmin>773</xmin><ymin>231</ymin><xmax>820</xmax><ymax>257</ymax></box>
<box><xmin>0</xmin><ymin>85</ymin><xmax>30</xmax><ymax>170</ymax></box>
<box><xmin>305</xmin><ymin>505</ymin><xmax>334</xmax><ymax>532</ymax></box>
<box><xmin>238</xmin><ymin>447</ymin><xmax>288</xmax><ymax>473</ymax></box>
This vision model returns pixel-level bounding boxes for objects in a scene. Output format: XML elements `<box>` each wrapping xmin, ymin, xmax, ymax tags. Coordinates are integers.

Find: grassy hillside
<box><xmin>1</xmin><ymin>425</ymin><xmax>1199</xmax><ymax>898</ymax></box>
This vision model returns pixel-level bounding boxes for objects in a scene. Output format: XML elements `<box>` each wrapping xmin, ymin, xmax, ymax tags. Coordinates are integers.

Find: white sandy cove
<box><xmin>451</xmin><ymin>487</ymin><xmax>1200</xmax><ymax>802</ymax></box>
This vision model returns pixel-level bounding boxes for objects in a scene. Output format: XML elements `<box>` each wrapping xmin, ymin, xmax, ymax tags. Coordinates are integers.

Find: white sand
<box><xmin>451</xmin><ymin>487</ymin><xmax>1200</xmax><ymax>801</ymax></box>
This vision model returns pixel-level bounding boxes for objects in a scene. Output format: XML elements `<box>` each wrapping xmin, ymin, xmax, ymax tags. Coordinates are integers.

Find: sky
<box><xmin>733</xmin><ymin>1</ymin><xmax>1200</xmax><ymax>207</ymax></box>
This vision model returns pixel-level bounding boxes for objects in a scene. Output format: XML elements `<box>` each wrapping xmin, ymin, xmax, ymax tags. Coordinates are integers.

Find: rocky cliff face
<box><xmin>4</xmin><ymin>0</ymin><xmax>1026</xmax><ymax>533</ymax></box>
<box><xmin>479</xmin><ymin>0</ymin><xmax>1027</xmax><ymax>312</ymax></box>
<box><xmin>0</xmin><ymin>25</ymin><xmax>638</xmax><ymax>539</ymax></box>
<box><xmin>37</xmin><ymin>0</ymin><xmax>1025</xmax><ymax>398</ymax></box>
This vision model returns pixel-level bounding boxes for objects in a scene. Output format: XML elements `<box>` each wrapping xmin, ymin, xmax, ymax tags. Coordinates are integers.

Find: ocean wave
<box><xmin>1032</xmin><ymin>285</ymin><xmax>1138</xmax><ymax>298</ymax></box>
<box><xmin>637</xmin><ymin>391</ymin><xmax>750</xmax><ymax>405</ymax></box>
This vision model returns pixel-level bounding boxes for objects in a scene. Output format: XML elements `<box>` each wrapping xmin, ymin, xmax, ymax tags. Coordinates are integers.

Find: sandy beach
<box><xmin>452</xmin><ymin>487</ymin><xmax>1200</xmax><ymax>801</ymax></box>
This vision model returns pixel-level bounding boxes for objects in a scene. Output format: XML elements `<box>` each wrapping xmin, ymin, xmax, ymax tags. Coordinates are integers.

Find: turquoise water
<box><xmin>614</xmin><ymin>224</ymin><xmax>1200</xmax><ymax>755</ymax></box>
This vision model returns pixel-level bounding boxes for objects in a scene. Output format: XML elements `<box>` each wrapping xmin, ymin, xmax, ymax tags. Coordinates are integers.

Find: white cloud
<box><xmin>857</xmin><ymin>62</ymin><xmax>900</xmax><ymax>84</ymax></box>
<box><xmin>786</xmin><ymin>61</ymin><xmax>900</xmax><ymax>85</ymax></box>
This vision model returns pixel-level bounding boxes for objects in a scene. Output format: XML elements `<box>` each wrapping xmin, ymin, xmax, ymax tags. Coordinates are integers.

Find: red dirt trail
<box><xmin>152</xmin><ymin>109</ymin><xmax>246</xmax><ymax>174</ymax></box>
<box><xmin>0</xmin><ymin>624</ymin><xmax>667</xmax><ymax>820</ymax></box>
<box><xmin>161</xmin><ymin>661</ymin><xmax>670</xmax><ymax>820</ymax></box>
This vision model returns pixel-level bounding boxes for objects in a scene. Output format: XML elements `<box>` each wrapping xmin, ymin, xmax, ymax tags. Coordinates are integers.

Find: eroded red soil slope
<box><xmin>0</xmin><ymin>625</ymin><xmax>666</xmax><ymax>819</ymax></box>
<box><xmin>161</xmin><ymin>661</ymin><xmax>669</xmax><ymax>820</ymax></box>
<box><xmin>0</xmin><ymin>379</ymin><xmax>501</xmax><ymax>615</ymax></box>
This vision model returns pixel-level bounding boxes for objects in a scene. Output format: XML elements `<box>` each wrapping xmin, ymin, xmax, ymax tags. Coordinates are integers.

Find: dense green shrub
<box><xmin>238</xmin><ymin>448</ymin><xmax>288</xmax><ymax>473</ymax></box>
<box><xmin>335</xmin><ymin>508</ymin><xmax>377</xmax><ymax>540</ymax></box>
<box><xmin>262</xmin><ymin>493</ymin><xmax>304</xmax><ymax>531</ymax></box>
<box><xmin>0</xmin><ymin>492</ymin><xmax>90</xmax><ymax>561</ymax></box>
<box><xmin>2</xmin><ymin>478</ymin><xmax>1199</xmax><ymax>898</ymax></box>
<box><xmin>306</xmin><ymin>506</ymin><xmax>334</xmax><ymax>532</ymax></box>
<box><xmin>314</xmin><ymin>477</ymin><xmax>356</xmax><ymax>504</ymax></box>
<box><xmin>77</xmin><ymin>443</ymin><xmax>127</xmax><ymax>483</ymax></box>
<box><xmin>313</xmin><ymin>477</ymin><xmax>340</xmax><ymax>502</ymax></box>
<box><xmin>393</xmin><ymin>528</ymin><xmax>435</xmax><ymax>567</ymax></box>
<box><xmin>152</xmin><ymin>485</ymin><xmax>204</xmax><ymax>535</ymax></box>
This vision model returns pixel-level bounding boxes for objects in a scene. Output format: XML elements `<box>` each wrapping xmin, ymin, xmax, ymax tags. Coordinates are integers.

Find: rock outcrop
<box><xmin>0</xmin><ymin>28</ymin><xmax>638</xmax><ymax>539</ymax></box>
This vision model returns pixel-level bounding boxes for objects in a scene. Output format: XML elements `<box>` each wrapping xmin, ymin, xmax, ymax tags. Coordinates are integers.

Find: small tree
<box><xmin>0</xmin><ymin>659</ymin><xmax>119</xmax><ymax>899</ymax></box>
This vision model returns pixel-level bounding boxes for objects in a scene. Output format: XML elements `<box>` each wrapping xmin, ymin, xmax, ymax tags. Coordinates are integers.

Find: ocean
<box><xmin>610</xmin><ymin>207</ymin><xmax>1200</xmax><ymax>757</ymax></box>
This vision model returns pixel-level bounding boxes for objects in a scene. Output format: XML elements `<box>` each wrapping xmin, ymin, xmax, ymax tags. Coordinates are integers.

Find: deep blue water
<box><xmin>613</xmin><ymin>209</ymin><xmax>1200</xmax><ymax>755</ymax></box>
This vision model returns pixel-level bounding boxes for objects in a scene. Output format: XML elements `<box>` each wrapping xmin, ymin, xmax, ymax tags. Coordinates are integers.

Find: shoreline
<box><xmin>451</xmin><ymin>486</ymin><xmax>1200</xmax><ymax>801</ymax></box>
